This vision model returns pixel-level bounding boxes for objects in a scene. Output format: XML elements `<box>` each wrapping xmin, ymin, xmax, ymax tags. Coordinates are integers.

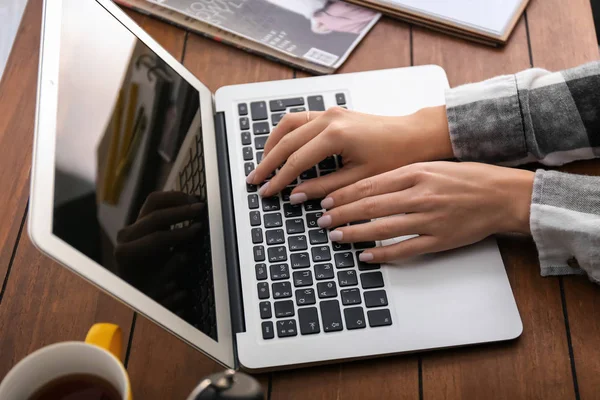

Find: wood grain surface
<box><xmin>0</xmin><ymin>0</ymin><xmax>598</xmax><ymax>399</ymax></box>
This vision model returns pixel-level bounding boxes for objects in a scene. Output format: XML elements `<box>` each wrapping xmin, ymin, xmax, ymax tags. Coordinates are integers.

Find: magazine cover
<box><xmin>147</xmin><ymin>0</ymin><xmax>380</xmax><ymax>69</ymax></box>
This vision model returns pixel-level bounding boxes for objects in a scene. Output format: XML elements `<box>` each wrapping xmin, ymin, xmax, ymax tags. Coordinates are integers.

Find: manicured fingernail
<box><xmin>246</xmin><ymin>170</ymin><xmax>256</xmax><ymax>184</ymax></box>
<box><xmin>258</xmin><ymin>182</ymin><xmax>270</xmax><ymax>197</ymax></box>
<box><xmin>289</xmin><ymin>193</ymin><xmax>308</xmax><ymax>205</ymax></box>
<box><xmin>329</xmin><ymin>230</ymin><xmax>343</xmax><ymax>242</ymax></box>
<box><xmin>317</xmin><ymin>215</ymin><xmax>332</xmax><ymax>228</ymax></box>
<box><xmin>321</xmin><ymin>197</ymin><xmax>334</xmax><ymax>209</ymax></box>
<box><xmin>359</xmin><ymin>252</ymin><xmax>374</xmax><ymax>262</ymax></box>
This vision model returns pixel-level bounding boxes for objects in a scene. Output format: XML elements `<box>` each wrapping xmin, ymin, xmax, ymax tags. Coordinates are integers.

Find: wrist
<box><xmin>404</xmin><ymin>106</ymin><xmax>454</xmax><ymax>161</ymax></box>
<box><xmin>500</xmin><ymin>169</ymin><xmax>535</xmax><ymax>234</ymax></box>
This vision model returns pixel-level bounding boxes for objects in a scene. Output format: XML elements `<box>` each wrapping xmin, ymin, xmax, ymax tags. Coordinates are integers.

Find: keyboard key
<box><xmin>264</xmin><ymin>213</ymin><xmax>282</xmax><ymax>228</ymax></box>
<box><xmin>247</xmin><ymin>183</ymin><xmax>258</xmax><ymax>193</ymax></box>
<box><xmin>355</xmin><ymin>241</ymin><xmax>376</xmax><ymax>250</ymax></box>
<box><xmin>300</xmin><ymin>167</ymin><xmax>317</xmax><ymax>180</ymax></box>
<box><xmin>368</xmin><ymin>309</ymin><xmax>392</xmax><ymax>327</ymax></box>
<box><xmin>276</xmin><ymin>319</ymin><xmax>298</xmax><ymax>337</ymax></box>
<box><xmin>253</xmin><ymin>122</ymin><xmax>270</xmax><ymax>135</ymax></box>
<box><xmin>257</xmin><ymin>282</ymin><xmax>269</xmax><ymax>299</ymax></box>
<box><xmin>244</xmin><ymin>162</ymin><xmax>254</xmax><ymax>176</ymax></box>
<box><xmin>270</xmin><ymin>263</ymin><xmax>290</xmax><ymax>280</ymax></box>
<box><xmin>298</xmin><ymin>307</ymin><xmax>320</xmax><ymax>335</ymax></box>
<box><xmin>314</xmin><ymin>263</ymin><xmax>334</xmax><ymax>280</ymax></box>
<box><xmin>265</xmin><ymin>229</ymin><xmax>285</xmax><ymax>246</ymax></box>
<box><xmin>271</xmin><ymin>112</ymin><xmax>285</xmax><ymax>126</ymax></box>
<box><xmin>251</xmin><ymin>228</ymin><xmax>263</xmax><ymax>244</ymax></box>
<box><xmin>283</xmin><ymin>203</ymin><xmax>302</xmax><ymax>218</ymax></box>
<box><xmin>255</xmin><ymin>263</ymin><xmax>267</xmax><ymax>280</ymax></box>
<box><xmin>306</xmin><ymin>212</ymin><xmax>323</xmax><ymax>229</ymax></box>
<box><xmin>361</xmin><ymin>271</ymin><xmax>384</xmax><ymax>289</ymax></box>
<box><xmin>262</xmin><ymin>197</ymin><xmax>280</xmax><ymax>212</ymax></box>
<box><xmin>304</xmin><ymin>199</ymin><xmax>322</xmax><ymax>211</ymax></box>
<box><xmin>281</xmin><ymin>187</ymin><xmax>293</xmax><ymax>202</ymax></box>
<box><xmin>274</xmin><ymin>300</ymin><xmax>294</xmax><ymax>318</ymax></box>
<box><xmin>262</xmin><ymin>321</ymin><xmax>274</xmax><ymax>339</ymax></box>
<box><xmin>350</xmin><ymin>219</ymin><xmax>370</xmax><ymax>225</ymax></box>
<box><xmin>334</xmin><ymin>252</ymin><xmax>354</xmax><ymax>269</ymax></box>
<box><xmin>344</xmin><ymin>307</ymin><xmax>366</xmax><ymax>330</ymax></box>
<box><xmin>293</xmin><ymin>270</ymin><xmax>313</xmax><ymax>287</ymax></box>
<box><xmin>295</xmin><ymin>288</ymin><xmax>316</xmax><ymax>306</ymax></box>
<box><xmin>254</xmin><ymin>136</ymin><xmax>268</xmax><ymax>150</ymax></box>
<box><xmin>337</xmin><ymin>155</ymin><xmax>343</xmax><ymax>167</ymax></box>
<box><xmin>268</xmin><ymin>246</ymin><xmax>287</xmax><ymax>262</ymax></box>
<box><xmin>247</xmin><ymin>194</ymin><xmax>259</xmax><ymax>209</ymax></box>
<box><xmin>312</xmin><ymin>246</ymin><xmax>331</xmax><ymax>262</ymax></box>
<box><xmin>309</xmin><ymin>228</ymin><xmax>328</xmax><ymax>245</ymax></box>
<box><xmin>250</xmin><ymin>101</ymin><xmax>268</xmax><ymax>121</ymax></box>
<box><xmin>364</xmin><ymin>290</ymin><xmax>388</xmax><ymax>308</ymax></box>
<box><xmin>257</xmin><ymin>151</ymin><xmax>264</xmax><ymax>164</ymax></box>
<box><xmin>317</xmin><ymin>281</ymin><xmax>337</xmax><ymax>298</ymax></box>
<box><xmin>320</xmin><ymin>170</ymin><xmax>334</xmax><ymax>176</ymax></box>
<box><xmin>270</xmin><ymin>97</ymin><xmax>305</xmax><ymax>112</ymax></box>
<box><xmin>332</xmin><ymin>242</ymin><xmax>351</xmax><ymax>251</ymax></box>
<box><xmin>272</xmin><ymin>282</ymin><xmax>292</xmax><ymax>299</ymax></box>
<box><xmin>249</xmin><ymin>211</ymin><xmax>261</xmax><ymax>226</ymax></box>
<box><xmin>286</xmin><ymin>218</ymin><xmax>305</xmax><ymax>234</ymax></box>
<box><xmin>335</xmin><ymin>93</ymin><xmax>346</xmax><ymax>105</ymax></box>
<box><xmin>253</xmin><ymin>246</ymin><xmax>265</xmax><ymax>262</ymax></box>
<box><xmin>320</xmin><ymin>300</ymin><xmax>343</xmax><ymax>332</ymax></box>
<box><xmin>290</xmin><ymin>252</ymin><xmax>310</xmax><ymax>269</ymax></box>
<box><xmin>288</xmin><ymin>235</ymin><xmax>308</xmax><ymax>251</ymax></box>
<box><xmin>243</xmin><ymin>147</ymin><xmax>253</xmax><ymax>161</ymax></box>
<box><xmin>318</xmin><ymin>156</ymin><xmax>337</xmax><ymax>170</ymax></box>
<box><xmin>338</xmin><ymin>270</ymin><xmax>358</xmax><ymax>287</ymax></box>
<box><xmin>341</xmin><ymin>288</ymin><xmax>361</xmax><ymax>306</ymax></box>
<box><xmin>259</xmin><ymin>301</ymin><xmax>272</xmax><ymax>319</ymax></box>
<box><xmin>240</xmin><ymin>117</ymin><xmax>249</xmax><ymax>130</ymax></box>
<box><xmin>357</xmin><ymin>251</ymin><xmax>381</xmax><ymax>271</ymax></box>
<box><xmin>290</xmin><ymin>107</ymin><xmax>306</xmax><ymax>113</ymax></box>
<box><xmin>307</xmin><ymin>95</ymin><xmax>325</xmax><ymax>111</ymax></box>
<box><xmin>238</xmin><ymin>103</ymin><xmax>248</xmax><ymax>116</ymax></box>
<box><xmin>241</xmin><ymin>131</ymin><xmax>251</xmax><ymax>145</ymax></box>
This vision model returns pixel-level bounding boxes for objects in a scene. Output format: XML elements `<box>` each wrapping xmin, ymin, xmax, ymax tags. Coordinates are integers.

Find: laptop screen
<box><xmin>52</xmin><ymin>0</ymin><xmax>218</xmax><ymax>340</ymax></box>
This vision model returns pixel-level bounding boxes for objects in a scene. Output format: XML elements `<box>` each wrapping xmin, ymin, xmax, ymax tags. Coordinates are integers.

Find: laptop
<box><xmin>30</xmin><ymin>0</ymin><xmax>522</xmax><ymax>371</ymax></box>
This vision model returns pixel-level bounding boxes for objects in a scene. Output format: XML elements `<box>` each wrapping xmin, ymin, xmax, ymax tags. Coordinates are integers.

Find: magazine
<box><xmin>115</xmin><ymin>0</ymin><xmax>381</xmax><ymax>74</ymax></box>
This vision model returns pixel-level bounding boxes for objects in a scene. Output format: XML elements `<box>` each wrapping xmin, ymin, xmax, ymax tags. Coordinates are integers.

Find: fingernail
<box><xmin>317</xmin><ymin>215</ymin><xmax>332</xmax><ymax>228</ymax></box>
<box><xmin>289</xmin><ymin>193</ymin><xmax>307</xmax><ymax>205</ymax></box>
<box><xmin>258</xmin><ymin>182</ymin><xmax>270</xmax><ymax>197</ymax></box>
<box><xmin>329</xmin><ymin>230</ymin><xmax>343</xmax><ymax>242</ymax></box>
<box><xmin>321</xmin><ymin>197</ymin><xmax>334</xmax><ymax>209</ymax></box>
<box><xmin>359</xmin><ymin>252</ymin><xmax>374</xmax><ymax>262</ymax></box>
<box><xmin>246</xmin><ymin>170</ymin><xmax>256</xmax><ymax>184</ymax></box>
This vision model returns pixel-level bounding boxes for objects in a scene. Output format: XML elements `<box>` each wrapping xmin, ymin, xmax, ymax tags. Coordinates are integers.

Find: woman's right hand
<box><xmin>247</xmin><ymin>105</ymin><xmax>454</xmax><ymax>202</ymax></box>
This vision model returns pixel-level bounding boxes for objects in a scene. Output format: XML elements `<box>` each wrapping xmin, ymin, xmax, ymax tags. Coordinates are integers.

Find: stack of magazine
<box><xmin>114</xmin><ymin>0</ymin><xmax>382</xmax><ymax>74</ymax></box>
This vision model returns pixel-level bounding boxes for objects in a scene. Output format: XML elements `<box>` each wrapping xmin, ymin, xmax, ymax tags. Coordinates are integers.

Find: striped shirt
<box><xmin>445</xmin><ymin>61</ymin><xmax>600</xmax><ymax>283</ymax></box>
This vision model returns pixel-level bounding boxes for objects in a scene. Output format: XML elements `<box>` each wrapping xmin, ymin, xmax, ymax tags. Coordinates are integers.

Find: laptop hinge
<box><xmin>214</xmin><ymin>111</ymin><xmax>245</xmax><ymax>366</ymax></box>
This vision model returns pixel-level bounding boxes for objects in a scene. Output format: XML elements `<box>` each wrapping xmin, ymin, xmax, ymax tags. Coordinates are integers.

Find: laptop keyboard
<box><xmin>238</xmin><ymin>93</ymin><xmax>392</xmax><ymax>340</ymax></box>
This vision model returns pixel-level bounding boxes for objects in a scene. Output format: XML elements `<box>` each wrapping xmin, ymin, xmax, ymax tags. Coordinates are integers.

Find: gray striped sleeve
<box><xmin>446</xmin><ymin>61</ymin><xmax>600</xmax><ymax>165</ymax></box>
<box><xmin>531</xmin><ymin>170</ymin><xmax>600</xmax><ymax>283</ymax></box>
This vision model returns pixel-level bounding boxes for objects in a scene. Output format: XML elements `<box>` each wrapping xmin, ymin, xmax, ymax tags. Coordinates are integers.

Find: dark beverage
<box><xmin>29</xmin><ymin>374</ymin><xmax>121</xmax><ymax>400</ymax></box>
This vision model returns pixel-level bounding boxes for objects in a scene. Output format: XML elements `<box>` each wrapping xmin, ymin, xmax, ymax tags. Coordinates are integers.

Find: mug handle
<box><xmin>85</xmin><ymin>323</ymin><xmax>123</xmax><ymax>361</ymax></box>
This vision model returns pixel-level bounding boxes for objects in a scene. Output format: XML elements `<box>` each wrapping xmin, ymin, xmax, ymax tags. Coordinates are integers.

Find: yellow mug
<box><xmin>0</xmin><ymin>323</ymin><xmax>132</xmax><ymax>400</ymax></box>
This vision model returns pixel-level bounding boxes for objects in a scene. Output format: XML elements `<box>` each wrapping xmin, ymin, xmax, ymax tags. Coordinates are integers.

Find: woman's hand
<box><xmin>247</xmin><ymin>106</ymin><xmax>453</xmax><ymax>201</ymax></box>
<box><xmin>317</xmin><ymin>162</ymin><xmax>535</xmax><ymax>263</ymax></box>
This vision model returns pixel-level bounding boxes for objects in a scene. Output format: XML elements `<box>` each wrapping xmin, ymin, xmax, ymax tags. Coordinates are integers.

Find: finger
<box><xmin>359</xmin><ymin>235</ymin><xmax>440</xmax><ymax>263</ymax></box>
<box><xmin>260</xmin><ymin>127</ymin><xmax>343</xmax><ymax>197</ymax></box>
<box><xmin>317</xmin><ymin>190</ymin><xmax>418</xmax><ymax>229</ymax></box>
<box><xmin>288</xmin><ymin>167</ymin><xmax>367</xmax><ymax>204</ymax></box>
<box><xmin>249</xmin><ymin>116</ymin><xmax>330</xmax><ymax>185</ymax></box>
<box><xmin>118</xmin><ymin>202</ymin><xmax>205</xmax><ymax>243</ymax></box>
<box><xmin>329</xmin><ymin>214</ymin><xmax>425</xmax><ymax>243</ymax></box>
<box><xmin>263</xmin><ymin>111</ymin><xmax>323</xmax><ymax>156</ymax></box>
<box><xmin>323</xmin><ymin>167</ymin><xmax>418</xmax><ymax>210</ymax></box>
<box><xmin>138</xmin><ymin>191</ymin><xmax>198</xmax><ymax>218</ymax></box>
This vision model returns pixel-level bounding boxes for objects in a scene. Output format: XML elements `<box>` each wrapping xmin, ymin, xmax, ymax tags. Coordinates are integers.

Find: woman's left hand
<box><xmin>318</xmin><ymin>162</ymin><xmax>535</xmax><ymax>263</ymax></box>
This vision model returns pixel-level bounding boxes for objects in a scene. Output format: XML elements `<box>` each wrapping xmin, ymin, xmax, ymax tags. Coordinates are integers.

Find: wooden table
<box><xmin>1</xmin><ymin>1</ymin><xmax>599</xmax><ymax>399</ymax></box>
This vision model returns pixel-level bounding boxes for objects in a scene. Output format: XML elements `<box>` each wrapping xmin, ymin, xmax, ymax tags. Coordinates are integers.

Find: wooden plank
<box><xmin>270</xmin><ymin>17</ymin><xmax>418</xmax><ymax>400</ymax></box>
<box><xmin>0</xmin><ymin>0</ymin><xmax>42</xmax><ymax>284</ymax></box>
<box><xmin>526</xmin><ymin>0</ymin><xmax>600</xmax><ymax>398</ymax></box>
<box><xmin>413</xmin><ymin>16</ymin><xmax>576</xmax><ymax>399</ymax></box>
